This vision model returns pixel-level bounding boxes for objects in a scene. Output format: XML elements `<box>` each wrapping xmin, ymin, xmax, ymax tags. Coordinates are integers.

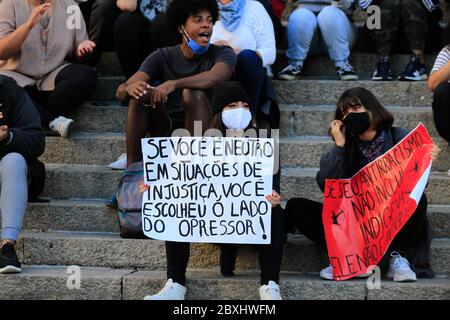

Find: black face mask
<box><xmin>343</xmin><ymin>112</ymin><xmax>371</xmax><ymax>136</ymax></box>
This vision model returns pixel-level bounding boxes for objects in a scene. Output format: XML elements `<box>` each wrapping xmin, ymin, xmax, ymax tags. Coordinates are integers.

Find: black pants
<box><xmin>114</xmin><ymin>12</ymin><xmax>180</xmax><ymax>78</ymax></box>
<box><xmin>432</xmin><ymin>81</ymin><xmax>450</xmax><ymax>144</ymax></box>
<box><xmin>25</xmin><ymin>64</ymin><xmax>97</xmax><ymax>127</ymax></box>
<box><xmin>285</xmin><ymin>194</ymin><xmax>428</xmax><ymax>261</ymax></box>
<box><xmin>165</xmin><ymin>205</ymin><xmax>285</xmax><ymax>286</ymax></box>
<box><xmin>79</xmin><ymin>0</ymin><xmax>121</xmax><ymax>65</ymax></box>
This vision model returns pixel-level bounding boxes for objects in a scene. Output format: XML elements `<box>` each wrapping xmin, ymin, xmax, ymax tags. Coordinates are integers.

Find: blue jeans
<box><xmin>286</xmin><ymin>6</ymin><xmax>357</xmax><ymax>65</ymax></box>
<box><xmin>0</xmin><ymin>153</ymin><xmax>28</xmax><ymax>241</ymax></box>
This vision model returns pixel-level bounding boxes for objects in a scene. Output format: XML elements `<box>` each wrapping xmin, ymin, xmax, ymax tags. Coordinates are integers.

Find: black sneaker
<box><xmin>398</xmin><ymin>56</ymin><xmax>428</xmax><ymax>81</ymax></box>
<box><xmin>278</xmin><ymin>64</ymin><xmax>302</xmax><ymax>80</ymax></box>
<box><xmin>335</xmin><ymin>61</ymin><xmax>359</xmax><ymax>81</ymax></box>
<box><xmin>372</xmin><ymin>57</ymin><xmax>394</xmax><ymax>81</ymax></box>
<box><xmin>0</xmin><ymin>243</ymin><xmax>21</xmax><ymax>274</ymax></box>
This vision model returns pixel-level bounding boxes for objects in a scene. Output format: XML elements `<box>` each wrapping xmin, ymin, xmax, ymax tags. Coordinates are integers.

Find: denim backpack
<box><xmin>116</xmin><ymin>162</ymin><xmax>146</xmax><ymax>239</ymax></box>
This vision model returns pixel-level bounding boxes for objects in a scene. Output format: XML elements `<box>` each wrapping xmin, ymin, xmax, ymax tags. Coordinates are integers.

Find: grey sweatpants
<box><xmin>0</xmin><ymin>153</ymin><xmax>28</xmax><ymax>241</ymax></box>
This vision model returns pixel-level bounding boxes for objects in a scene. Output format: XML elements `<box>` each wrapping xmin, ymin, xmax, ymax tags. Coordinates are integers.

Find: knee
<box><xmin>237</xmin><ymin>50</ymin><xmax>262</xmax><ymax>70</ymax></box>
<box><xmin>317</xmin><ymin>6</ymin><xmax>345</xmax><ymax>29</ymax></box>
<box><xmin>0</xmin><ymin>153</ymin><xmax>27</xmax><ymax>173</ymax></box>
<box><xmin>433</xmin><ymin>82</ymin><xmax>450</xmax><ymax>104</ymax></box>
<box><xmin>114</xmin><ymin>12</ymin><xmax>137</xmax><ymax>34</ymax></box>
<box><xmin>182</xmin><ymin>89</ymin><xmax>208</xmax><ymax>106</ymax></box>
<box><xmin>70</xmin><ymin>65</ymin><xmax>97</xmax><ymax>92</ymax></box>
<box><xmin>288</xmin><ymin>8</ymin><xmax>317</xmax><ymax>31</ymax></box>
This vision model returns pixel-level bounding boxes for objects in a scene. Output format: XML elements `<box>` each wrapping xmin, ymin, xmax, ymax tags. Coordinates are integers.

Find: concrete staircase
<box><xmin>1</xmin><ymin>53</ymin><xmax>450</xmax><ymax>300</ymax></box>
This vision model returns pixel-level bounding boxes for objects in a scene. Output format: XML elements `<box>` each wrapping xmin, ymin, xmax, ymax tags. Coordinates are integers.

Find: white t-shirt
<box><xmin>211</xmin><ymin>0</ymin><xmax>276</xmax><ymax>67</ymax></box>
<box><xmin>431</xmin><ymin>46</ymin><xmax>450</xmax><ymax>73</ymax></box>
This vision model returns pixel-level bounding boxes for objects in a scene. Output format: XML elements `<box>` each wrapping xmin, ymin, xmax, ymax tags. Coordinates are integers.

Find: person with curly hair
<box><xmin>116</xmin><ymin>0</ymin><xmax>236</xmax><ymax>300</ymax></box>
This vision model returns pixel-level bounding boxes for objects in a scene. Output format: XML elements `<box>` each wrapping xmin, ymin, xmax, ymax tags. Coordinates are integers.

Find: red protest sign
<box><xmin>322</xmin><ymin>124</ymin><xmax>434</xmax><ymax>281</ymax></box>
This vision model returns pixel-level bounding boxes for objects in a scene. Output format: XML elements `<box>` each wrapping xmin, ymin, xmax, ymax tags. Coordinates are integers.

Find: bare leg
<box><xmin>182</xmin><ymin>89</ymin><xmax>212</xmax><ymax>136</ymax></box>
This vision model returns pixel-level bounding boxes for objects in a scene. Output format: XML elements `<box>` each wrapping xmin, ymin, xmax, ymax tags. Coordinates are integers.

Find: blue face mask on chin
<box><xmin>182</xmin><ymin>26</ymin><xmax>210</xmax><ymax>56</ymax></box>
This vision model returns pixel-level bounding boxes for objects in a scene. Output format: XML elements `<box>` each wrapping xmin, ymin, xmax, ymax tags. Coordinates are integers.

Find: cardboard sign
<box><xmin>322</xmin><ymin>124</ymin><xmax>434</xmax><ymax>280</ymax></box>
<box><xmin>141</xmin><ymin>137</ymin><xmax>275</xmax><ymax>244</ymax></box>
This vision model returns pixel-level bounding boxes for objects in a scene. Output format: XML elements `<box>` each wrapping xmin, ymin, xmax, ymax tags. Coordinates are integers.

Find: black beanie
<box><xmin>212</xmin><ymin>81</ymin><xmax>251</xmax><ymax>115</ymax></box>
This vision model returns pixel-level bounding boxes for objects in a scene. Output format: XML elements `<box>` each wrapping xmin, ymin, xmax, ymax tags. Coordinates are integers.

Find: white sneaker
<box><xmin>108</xmin><ymin>153</ymin><xmax>127</xmax><ymax>170</ymax></box>
<box><xmin>49</xmin><ymin>116</ymin><xmax>74</xmax><ymax>138</ymax></box>
<box><xmin>259</xmin><ymin>281</ymin><xmax>282</xmax><ymax>300</ymax></box>
<box><xmin>320</xmin><ymin>265</ymin><xmax>334</xmax><ymax>280</ymax></box>
<box><xmin>143</xmin><ymin>279</ymin><xmax>186</xmax><ymax>300</ymax></box>
<box><xmin>386</xmin><ymin>251</ymin><xmax>417</xmax><ymax>282</ymax></box>
<box><xmin>447</xmin><ymin>168</ymin><xmax>450</xmax><ymax>177</ymax></box>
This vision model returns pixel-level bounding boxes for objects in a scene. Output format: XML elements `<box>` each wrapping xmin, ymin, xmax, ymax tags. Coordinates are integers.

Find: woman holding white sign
<box><xmin>141</xmin><ymin>81</ymin><xmax>285</xmax><ymax>300</ymax></box>
<box><xmin>211</xmin><ymin>81</ymin><xmax>285</xmax><ymax>300</ymax></box>
<box><xmin>285</xmin><ymin>87</ymin><xmax>440</xmax><ymax>282</ymax></box>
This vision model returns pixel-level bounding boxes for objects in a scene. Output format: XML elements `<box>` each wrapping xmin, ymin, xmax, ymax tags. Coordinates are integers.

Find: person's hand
<box><xmin>0</xmin><ymin>112</ymin><xmax>8</xmax><ymax>142</ymax></box>
<box><xmin>148</xmin><ymin>80</ymin><xmax>176</xmax><ymax>105</ymax></box>
<box><xmin>26</xmin><ymin>3</ymin><xmax>51</xmax><ymax>28</ymax></box>
<box><xmin>213</xmin><ymin>40</ymin><xmax>230</xmax><ymax>47</ymax></box>
<box><xmin>430</xmin><ymin>144</ymin><xmax>441</xmax><ymax>161</ymax></box>
<box><xmin>76</xmin><ymin>40</ymin><xmax>96</xmax><ymax>59</ymax></box>
<box><xmin>330</xmin><ymin>120</ymin><xmax>346</xmax><ymax>147</ymax></box>
<box><xmin>266</xmin><ymin>190</ymin><xmax>281</xmax><ymax>208</ymax></box>
<box><xmin>139</xmin><ymin>181</ymin><xmax>150</xmax><ymax>193</ymax></box>
<box><xmin>125</xmin><ymin>81</ymin><xmax>152</xmax><ymax>100</ymax></box>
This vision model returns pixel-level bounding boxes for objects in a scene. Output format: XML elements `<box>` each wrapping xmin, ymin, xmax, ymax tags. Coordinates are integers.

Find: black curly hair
<box><xmin>166</xmin><ymin>0</ymin><xmax>219</xmax><ymax>40</ymax></box>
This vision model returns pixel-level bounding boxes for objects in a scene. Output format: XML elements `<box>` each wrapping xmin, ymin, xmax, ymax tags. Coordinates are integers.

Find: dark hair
<box><xmin>335</xmin><ymin>87</ymin><xmax>394</xmax><ymax>131</ymax></box>
<box><xmin>166</xmin><ymin>0</ymin><xmax>219</xmax><ymax>38</ymax></box>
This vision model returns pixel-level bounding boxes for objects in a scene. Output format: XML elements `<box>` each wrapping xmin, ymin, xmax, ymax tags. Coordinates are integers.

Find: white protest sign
<box><xmin>141</xmin><ymin>137</ymin><xmax>275</xmax><ymax>244</ymax></box>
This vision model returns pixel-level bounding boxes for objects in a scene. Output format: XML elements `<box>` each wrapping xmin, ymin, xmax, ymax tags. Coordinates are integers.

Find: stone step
<box><xmin>0</xmin><ymin>265</ymin><xmax>133</xmax><ymax>300</ymax></box>
<box><xmin>42</xmin><ymin>164</ymin><xmax>450</xmax><ymax>204</ymax></box>
<box><xmin>16</xmin><ymin>232</ymin><xmax>450</xmax><ymax>275</ymax></box>
<box><xmin>96</xmin><ymin>77</ymin><xmax>433</xmax><ymax>106</ymax></box>
<box><xmin>280</xmin><ymin>136</ymin><xmax>450</xmax><ymax>173</ymax></box>
<box><xmin>123</xmin><ymin>270</ymin><xmax>450</xmax><ymax>301</ymax></box>
<box><xmin>74</xmin><ymin>103</ymin><xmax>438</xmax><ymax>137</ymax></box>
<box><xmin>3</xmin><ymin>266</ymin><xmax>449</xmax><ymax>300</ymax></box>
<box><xmin>97</xmin><ymin>51</ymin><xmax>437</xmax><ymax>79</ymax></box>
<box><xmin>2</xmin><ymin>200</ymin><xmax>447</xmax><ymax>237</ymax></box>
<box><xmin>24</xmin><ymin>200</ymin><xmax>119</xmax><ymax>233</ymax></box>
<box><xmin>281</xmin><ymin>168</ymin><xmax>450</xmax><ymax>204</ymax></box>
<box><xmin>279</xmin><ymin>105</ymin><xmax>439</xmax><ymax>137</ymax></box>
<box><xmin>41</xmin><ymin>133</ymin><xmax>450</xmax><ymax>172</ymax></box>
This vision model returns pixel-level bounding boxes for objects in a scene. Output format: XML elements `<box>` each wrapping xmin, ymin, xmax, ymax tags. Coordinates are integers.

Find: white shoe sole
<box><xmin>372</xmin><ymin>76</ymin><xmax>394</xmax><ymax>81</ymax></box>
<box><xmin>386</xmin><ymin>271</ymin><xmax>417</xmax><ymax>282</ymax></box>
<box><xmin>340</xmin><ymin>75</ymin><xmax>359</xmax><ymax>81</ymax></box>
<box><xmin>399</xmin><ymin>75</ymin><xmax>428</xmax><ymax>81</ymax></box>
<box><xmin>0</xmin><ymin>265</ymin><xmax>21</xmax><ymax>274</ymax></box>
<box><xmin>278</xmin><ymin>74</ymin><xmax>300</xmax><ymax>81</ymax></box>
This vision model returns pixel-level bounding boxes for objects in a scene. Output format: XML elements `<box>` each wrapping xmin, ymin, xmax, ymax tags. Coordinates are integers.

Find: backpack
<box><xmin>116</xmin><ymin>162</ymin><xmax>146</xmax><ymax>239</ymax></box>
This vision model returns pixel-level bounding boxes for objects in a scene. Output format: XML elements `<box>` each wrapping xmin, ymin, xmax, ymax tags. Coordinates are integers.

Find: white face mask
<box><xmin>221</xmin><ymin>108</ymin><xmax>252</xmax><ymax>130</ymax></box>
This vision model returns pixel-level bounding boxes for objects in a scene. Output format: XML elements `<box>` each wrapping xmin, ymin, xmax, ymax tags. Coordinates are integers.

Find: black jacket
<box><xmin>0</xmin><ymin>76</ymin><xmax>45</xmax><ymax>161</ymax></box>
<box><xmin>317</xmin><ymin>127</ymin><xmax>434</xmax><ymax>278</ymax></box>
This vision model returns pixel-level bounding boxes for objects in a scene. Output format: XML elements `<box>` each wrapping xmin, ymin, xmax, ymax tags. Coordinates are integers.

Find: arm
<box><xmin>252</xmin><ymin>2</ymin><xmax>276</xmax><ymax>66</ymax></box>
<box><xmin>0</xmin><ymin>79</ymin><xmax>45</xmax><ymax>159</ymax></box>
<box><xmin>116</xmin><ymin>71</ymin><xmax>151</xmax><ymax>102</ymax></box>
<box><xmin>116</xmin><ymin>0</ymin><xmax>138</xmax><ymax>12</ymax></box>
<box><xmin>172</xmin><ymin>62</ymin><xmax>233</xmax><ymax>90</ymax></box>
<box><xmin>428</xmin><ymin>62</ymin><xmax>450</xmax><ymax>92</ymax></box>
<box><xmin>316</xmin><ymin>145</ymin><xmax>347</xmax><ymax>192</ymax></box>
<box><xmin>0</xmin><ymin>3</ymin><xmax>51</xmax><ymax>60</ymax></box>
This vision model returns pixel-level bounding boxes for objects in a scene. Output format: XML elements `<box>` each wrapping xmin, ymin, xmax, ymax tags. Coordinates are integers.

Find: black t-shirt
<box><xmin>139</xmin><ymin>44</ymin><xmax>237</xmax><ymax>114</ymax></box>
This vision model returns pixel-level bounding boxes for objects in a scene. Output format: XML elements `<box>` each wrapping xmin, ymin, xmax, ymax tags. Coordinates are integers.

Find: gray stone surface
<box><xmin>280</xmin><ymin>137</ymin><xmax>450</xmax><ymax>172</ymax></box>
<box><xmin>274</xmin><ymin>80</ymin><xmax>432</xmax><ymax>107</ymax></box>
<box><xmin>0</xmin><ymin>266</ymin><xmax>133</xmax><ymax>300</ymax></box>
<box><xmin>24</xmin><ymin>200</ymin><xmax>119</xmax><ymax>233</ymax></box>
<box><xmin>17</xmin><ymin>232</ymin><xmax>450</xmax><ymax>275</ymax></box>
<box><xmin>41</xmin><ymin>133</ymin><xmax>125</xmax><ymax>166</ymax></box>
<box><xmin>281</xmin><ymin>168</ymin><xmax>450</xmax><ymax>205</ymax></box>
<box><xmin>72</xmin><ymin>103</ymin><xmax>126</xmax><ymax>133</ymax></box>
<box><xmin>279</xmin><ymin>105</ymin><xmax>438</xmax><ymax>137</ymax></box>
